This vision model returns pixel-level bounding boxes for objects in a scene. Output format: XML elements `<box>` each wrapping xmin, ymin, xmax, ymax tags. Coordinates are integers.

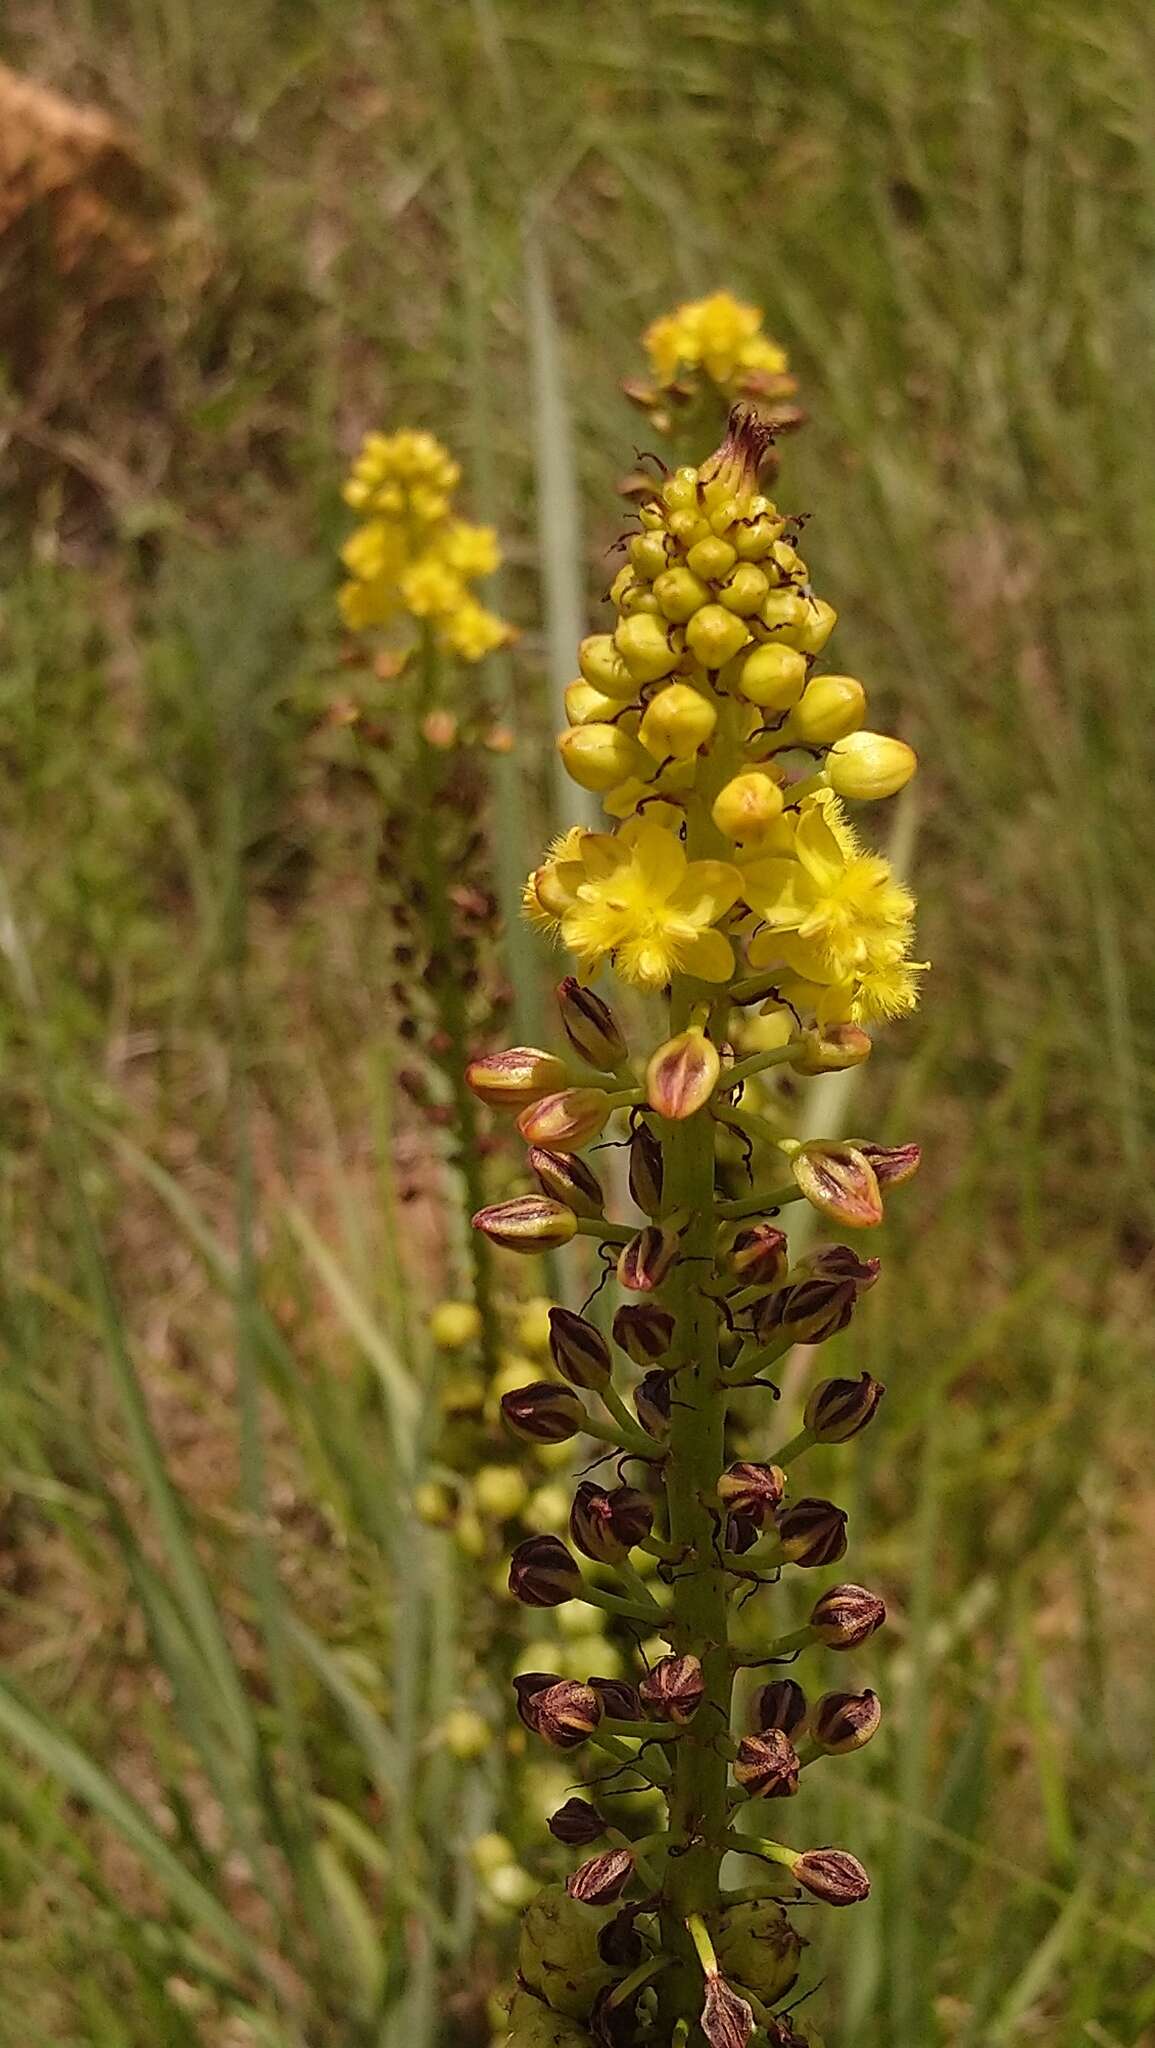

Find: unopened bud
<box><xmin>579</xmin><ymin>632</ymin><xmax>636</xmax><ymax>699</ymax></box>
<box><xmin>639</xmin><ymin>682</ymin><xmax>718</xmax><ymax>761</ymax></box>
<box><xmin>754</xmin><ymin>1277</ymin><xmax>856</xmax><ymax>1346</ymax></box>
<box><xmin>613</xmin><ymin>611</ymin><xmax>680</xmax><ymax>684</ymax></box>
<box><xmin>509</xmin><ymin>1535</ymin><xmax>582</xmax><ymax>1607</ymax></box>
<box><xmin>548</xmin><ymin>1306</ymin><xmax>612</xmax><ymax>1391</ymax></box>
<box><xmin>529</xmin><ymin>1146</ymin><xmax>606</xmax><ymax>1219</ymax></box>
<box><xmin>793</xmin><ymin>1847</ymin><xmax>871</xmax><ymax>1906</ymax></box>
<box><xmin>556</xmin><ymin>977</ymin><xmax>627</xmax><ymax>1068</ymax></box>
<box><xmin>566</xmin><ymin>1848</ymin><xmax>635</xmax><ymax>1906</ymax></box>
<box><xmin>557</xmin><ymin>723</ymin><xmax>648</xmax><ymax>792</ymax></box>
<box><xmin>533</xmin><ymin>1679</ymin><xmax>603</xmax><ymax>1750</ymax></box>
<box><xmin>826</xmin><ymin>730</ymin><xmax>917</xmax><ymax>800</ymax></box>
<box><xmin>618</xmin><ymin>1224</ymin><xmax>680</xmax><ymax>1293</ymax></box>
<box><xmin>566</xmin><ymin>679</ymin><xmax>624</xmax><ymax>726</ymax></box>
<box><xmin>790</xmin><ymin>1024</ymin><xmax>872</xmax><ymax>1075</ymax></box>
<box><xmin>549</xmin><ymin>1797</ymin><xmax>606</xmax><ymax>1846</ymax></box>
<box><xmin>804</xmin><ymin>1373</ymin><xmax>884</xmax><ymax>1444</ymax></box>
<box><xmin>653</xmin><ymin>565</ymin><xmax>709</xmax><ymax>622</ymax></box>
<box><xmin>799</xmin><ymin>1245</ymin><xmax>881</xmax><ymax>1291</ymax></box>
<box><xmin>589</xmin><ymin>1676</ymin><xmax>644</xmax><ymax>1721</ymax></box>
<box><xmin>811</xmin><ymin>1688</ymin><xmax>881</xmax><ymax>1754</ymax></box>
<box><xmin>613</xmin><ymin>1302</ymin><xmax>674</xmax><ymax>1364</ymax></box>
<box><xmin>518</xmin><ymin>1088</ymin><xmax>614</xmax><ymax>1152</ymax></box>
<box><xmin>852</xmin><ymin>1140</ymin><xmax>922</xmax><ymax>1189</ymax></box>
<box><xmin>685</xmin><ymin>602</ymin><xmax>752</xmax><ymax>671</ymax></box>
<box><xmin>775</xmin><ymin>1497</ymin><xmax>849</xmax><ymax>1568</ymax></box>
<box><xmin>570</xmin><ymin>1481</ymin><xmax>653</xmax><ymax>1564</ymax></box>
<box><xmin>733</xmin><ymin>1730</ymin><xmax>800</xmax><ymax>1799</ymax></box>
<box><xmin>718</xmin><ymin>1461</ymin><xmax>785</xmax><ymax>1525</ymax></box>
<box><xmin>711</xmin><ymin>769</ymin><xmax>785</xmax><ymax>847</ymax></box>
<box><xmin>784</xmin><ymin>674</ymin><xmax>867</xmax><ymax>746</ymax></box>
<box><xmin>638</xmin><ymin>1653</ymin><xmax>704</xmax><ymax>1725</ymax></box>
<box><xmin>646</xmin><ymin>1027</ymin><xmax>720</xmax><ymax>1120</ymax></box>
<box><xmin>473</xmin><ymin>1196</ymin><xmax>577</xmax><ymax>1252</ymax></box>
<box><xmin>752</xmin><ymin>1678</ymin><xmax>808</xmax><ymax>1738</ymax></box>
<box><xmin>627</xmin><ymin>1123</ymin><xmax>665</xmax><ymax>1213</ymax></box>
<box><xmin>810</xmin><ymin>1583</ymin><xmax>886</xmax><ymax>1648</ymax></box>
<box><xmin>466</xmin><ymin>1046</ymin><xmax>568</xmax><ymax>1109</ymax></box>
<box><xmin>727</xmin><ymin>1223</ymin><xmax>788</xmax><ymax>1288</ymax></box>
<box><xmin>789</xmin><ymin>1142</ymin><xmax>884</xmax><ymax>1229</ymax></box>
<box><xmin>634</xmin><ymin>1370</ymin><xmax>673</xmax><ymax>1437</ymax></box>
<box><xmin>719</xmin><ymin>562</ymin><xmax>771</xmax><ymax>616</ymax></box>
<box><xmin>737</xmin><ymin>642</ymin><xmax>808</xmax><ymax>710</ymax></box>
<box><xmin>501</xmin><ymin>1382</ymin><xmax>588</xmax><ymax>1444</ymax></box>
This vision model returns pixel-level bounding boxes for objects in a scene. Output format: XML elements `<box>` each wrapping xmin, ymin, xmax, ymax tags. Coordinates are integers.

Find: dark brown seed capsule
<box><xmin>754</xmin><ymin>1278</ymin><xmax>856</xmax><ymax>1346</ymax></box>
<box><xmin>570</xmin><ymin>1481</ymin><xmax>652</xmax><ymax>1564</ymax></box>
<box><xmin>728</xmin><ymin>1223</ymin><xmax>789</xmax><ymax>1288</ymax></box>
<box><xmin>588</xmin><ymin>1676</ymin><xmax>644</xmax><ymax>1722</ymax></box>
<box><xmin>529</xmin><ymin>1146</ymin><xmax>606</xmax><ymax>1220</ymax></box>
<box><xmin>512</xmin><ymin>1670</ymin><xmax>560</xmax><ymax>1733</ymax></box>
<box><xmin>612</xmin><ymin>1302</ymin><xmax>674</xmax><ymax>1364</ymax></box>
<box><xmin>548</xmin><ymin>1305</ymin><xmax>612</xmax><ymax>1391</ymax></box>
<box><xmin>700</xmin><ymin>1971</ymin><xmax>756</xmax><ymax>2048</ymax></box>
<box><xmin>566</xmin><ymin>1848</ymin><xmax>635</xmax><ymax>1906</ymax></box>
<box><xmin>775</xmin><ymin>1497</ymin><xmax>849</xmax><ymax>1568</ymax></box>
<box><xmin>793</xmin><ymin>1847</ymin><xmax>871</xmax><ymax>1905</ymax></box>
<box><xmin>811</xmin><ymin>1688</ymin><xmax>882</xmax><ymax>1754</ymax></box>
<box><xmin>508</xmin><ymin>1535</ymin><xmax>582</xmax><ymax>1607</ymax></box>
<box><xmin>798</xmin><ymin>1244</ymin><xmax>881</xmax><ymax>1291</ymax></box>
<box><xmin>628</xmin><ymin>1123</ymin><xmax>665</xmax><ymax>1213</ymax></box>
<box><xmin>634</xmin><ymin>1370</ymin><xmax>673</xmax><ymax>1438</ymax></box>
<box><xmin>803</xmin><ymin>1373</ymin><xmax>884</xmax><ymax>1444</ymax></box>
<box><xmin>533</xmin><ymin>1679</ymin><xmax>603</xmax><ymax>1750</ymax></box>
<box><xmin>809</xmin><ymin>1582</ymin><xmax>886</xmax><ymax>1648</ymax></box>
<box><xmin>638</xmin><ymin>1653</ymin><xmax>704</xmax><ymax>1725</ymax></box>
<box><xmin>733</xmin><ymin>1730</ymin><xmax>801</xmax><ymax>1799</ymax></box>
<box><xmin>548</xmin><ymin>1796</ymin><xmax>606</xmax><ymax>1846</ymax></box>
<box><xmin>597</xmin><ymin>1903</ymin><xmax>645</xmax><ymax>1967</ymax></box>
<box><xmin>718</xmin><ymin>1461</ymin><xmax>785</xmax><ymax>1525</ymax></box>
<box><xmin>751</xmin><ymin>1678</ymin><xmax>808</xmax><ymax>1738</ymax></box>
<box><xmin>725</xmin><ymin>1511</ymin><xmax>762</xmax><ymax>1555</ymax></box>
<box><xmin>618</xmin><ymin>1224</ymin><xmax>680</xmax><ymax>1293</ymax></box>
<box><xmin>852</xmin><ymin>1140</ymin><xmax>921</xmax><ymax>1188</ymax></box>
<box><xmin>556</xmin><ymin>976</ymin><xmax>628</xmax><ymax>1068</ymax></box>
<box><xmin>501</xmin><ymin>1381</ymin><xmax>588</xmax><ymax>1443</ymax></box>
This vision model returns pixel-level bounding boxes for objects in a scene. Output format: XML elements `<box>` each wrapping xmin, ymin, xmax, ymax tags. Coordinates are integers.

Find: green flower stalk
<box><xmin>470</xmin><ymin>405</ymin><xmax>925</xmax><ymax>2047</ymax></box>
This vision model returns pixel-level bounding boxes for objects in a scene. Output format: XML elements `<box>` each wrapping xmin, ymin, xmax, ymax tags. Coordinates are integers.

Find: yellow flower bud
<box><xmin>738</xmin><ymin>643</ymin><xmax>808</xmax><ymax>709</ymax></box>
<box><xmin>609</xmin><ymin>565</ymin><xmax>635</xmax><ymax>608</ymax></box>
<box><xmin>758</xmin><ymin>589</ymin><xmax>814</xmax><ymax>642</ymax></box>
<box><xmin>718</xmin><ymin>564</ymin><xmax>770</xmax><ymax>616</ymax></box>
<box><xmin>466</xmin><ymin>1047</ymin><xmax>569</xmax><ymax>1109</ymax></box>
<box><xmin>686</xmin><ymin>535</ymin><xmax>738</xmax><ymax>581</ymax></box>
<box><xmin>711</xmin><ymin>770</ymin><xmax>785</xmax><ymax>846</ymax></box>
<box><xmin>826</xmin><ymin>730</ymin><xmax>917</xmax><ymax>799</ymax></box>
<box><xmin>638</xmin><ymin>682</ymin><xmax>718</xmax><ymax>761</ymax></box>
<box><xmin>653</xmin><ymin>567</ymin><xmax>710</xmax><ymax>623</ymax></box>
<box><xmin>556</xmin><ymin>723</ymin><xmax>647</xmax><ymax>791</ymax></box>
<box><xmin>733</xmin><ymin>512</ymin><xmax>786</xmax><ymax>560</ymax></box>
<box><xmin>770</xmin><ymin>539</ymin><xmax>807</xmax><ymax>580</ymax></box>
<box><xmin>565</xmin><ymin>680</ymin><xmax>623</xmax><ymax>726</ymax></box>
<box><xmin>790</xmin><ymin>1024</ymin><xmax>873</xmax><ymax>1074</ymax></box>
<box><xmin>785</xmin><ymin>674</ymin><xmax>868</xmax><ymax>745</ymax></box>
<box><xmin>429</xmin><ymin>1300</ymin><xmax>482</xmax><ymax>1350</ymax></box>
<box><xmin>578</xmin><ymin>633</ymin><xmax>636</xmax><ymax>699</ymax></box>
<box><xmin>794</xmin><ymin>596</ymin><xmax>838</xmax><ymax>654</ymax></box>
<box><xmin>474</xmin><ymin>1464</ymin><xmax>530</xmax><ymax>1520</ymax></box>
<box><xmin>629</xmin><ymin>531</ymin><xmax>672</xmax><ymax>579</ymax></box>
<box><xmin>663</xmin><ymin>465</ymin><xmax>700</xmax><ymax>510</ymax></box>
<box><xmin>443</xmin><ymin>1707</ymin><xmax>492</xmax><ymax>1759</ymax></box>
<box><xmin>685</xmin><ymin>603</ymin><xmax>751</xmax><ymax>670</ymax></box>
<box><xmin>613</xmin><ymin>612</ymin><xmax>681</xmax><ymax>684</ymax></box>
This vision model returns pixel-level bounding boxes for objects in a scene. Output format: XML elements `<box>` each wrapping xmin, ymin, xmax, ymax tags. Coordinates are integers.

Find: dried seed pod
<box><xmin>627</xmin><ymin>1122</ymin><xmax>665</xmax><ymax>1213</ymax></box>
<box><xmin>533</xmin><ymin>1679</ymin><xmax>603</xmax><ymax>1750</ymax></box>
<box><xmin>473</xmin><ymin>1197</ymin><xmax>577</xmax><ymax>1252</ymax></box>
<box><xmin>733</xmin><ymin>1729</ymin><xmax>800</xmax><ymax>1799</ymax></box>
<box><xmin>799</xmin><ymin>1245</ymin><xmax>881</xmax><ymax>1291</ymax></box>
<box><xmin>566</xmin><ymin>1848</ymin><xmax>635</xmax><ymax>1906</ymax></box>
<box><xmin>612</xmin><ymin>1302</ymin><xmax>674</xmax><ymax>1364</ymax></box>
<box><xmin>725</xmin><ymin>1511</ymin><xmax>762</xmax><ymax>1555</ymax></box>
<box><xmin>852</xmin><ymin>1139</ymin><xmax>922</xmax><ymax>1188</ymax></box>
<box><xmin>803</xmin><ymin>1372</ymin><xmax>885</xmax><ymax>1444</ymax></box>
<box><xmin>570</xmin><ymin>1481</ymin><xmax>652</xmax><ymax>1564</ymax></box>
<box><xmin>548</xmin><ymin>1797</ymin><xmax>606</xmax><ymax>1846</ymax></box>
<box><xmin>465</xmin><ymin>1046</ymin><xmax>568</xmax><ymax>1108</ymax></box>
<box><xmin>700</xmin><ymin>1972</ymin><xmax>756</xmax><ymax>2048</ymax></box>
<box><xmin>788</xmin><ymin>1142</ymin><xmax>883</xmax><ymax>1229</ymax></box>
<box><xmin>811</xmin><ymin>1687</ymin><xmax>882</xmax><ymax>1754</ymax></box>
<box><xmin>717</xmin><ymin>1461</ymin><xmax>785</xmax><ymax>1525</ymax></box>
<box><xmin>727</xmin><ymin>1223</ymin><xmax>789</xmax><ymax>1288</ymax></box>
<box><xmin>509</xmin><ymin>1535</ymin><xmax>582</xmax><ymax>1607</ymax></box>
<box><xmin>597</xmin><ymin>1903</ymin><xmax>645</xmax><ymax>1967</ymax></box>
<box><xmin>501</xmin><ymin>1381</ymin><xmax>588</xmax><ymax>1444</ymax></box>
<box><xmin>751</xmin><ymin>1678</ymin><xmax>808</xmax><ymax>1738</ymax></box>
<box><xmin>809</xmin><ymin>1582</ymin><xmax>886</xmax><ymax>1648</ymax></box>
<box><xmin>588</xmin><ymin>1676</ymin><xmax>644</xmax><ymax>1722</ymax></box>
<box><xmin>634</xmin><ymin>1369</ymin><xmax>673</xmax><ymax>1437</ymax></box>
<box><xmin>793</xmin><ymin>1847</ymin><xmax>871</xmax><ymax>1906</ymax></box>
<box><xmin>556</xmin><ymin>976</ymin><xmax>627</xmax><ymax>1068</ymax></box>
<box><xmin>618</xmin><ymin>1224</ymin><xmax>680</xmax><ymax>1293</ymax></box>
<box><xmin>513</xmin><ymin>1670</ymin><xmax>561</xmax><ymax>1734</ymax></box>
<box><xmin>549</xmin><ymin>1306</ymin><xmax>613</xmax><ymax>1391</ymax></box>
<box><xmin>638</xmin><ymin>1653</ymin><xmax>704</xmax><ymax>1725</ymax></box>
<box><xmin>753</xmin><ymin>1276</ymin><xmax>856</xmax><ymax>1346</ymax></box>
<box><xmin>529</xmin><ymin>1146</ymin><xmax>606</xmax><ymax>1220</ymax></box>
<box><xmin>775</xmin><ymin>1497</ymin><xmax>849</xmax><ymax>1569</ymax></box>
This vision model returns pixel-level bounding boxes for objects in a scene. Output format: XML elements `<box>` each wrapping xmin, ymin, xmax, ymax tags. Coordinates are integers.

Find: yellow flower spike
<box><xmin>556</xmin><ymin>723</ymin><xmax>648</xmax><ymax>792</ymax></box>
<box><xmin>642</xmin><ymin>291</ymin><xmax>790</xmax><ymax>399</ymax></box>
<box><xmin>827</xmin><ymin>730</ymin><xmax>918</xmax><ymax>800</ymax></box>
<box><xmin>685</xmin><ymin>603</ymin><xmax>752</xmax><ymax>670</ymax></box>
<box><xmin>639</xmin><ymin>683</ymin><xmax>718</xmax><ymax>762</ymax></box>
<box><xmin>711</xmin><ymin>770</ymin><xmax>785</xmax><ymax>847</ymax></box>
<box><xmin>613</xmin><ymin>612</ymin><xmax>681</xmax><ymax>684</ymax></box>
<box><xmin>783</xmin><ymin>673</ymin><xmax>868</xmax><ymax>746</ymax></box>
<box><xmin>737</xmin><ymin>643</ymin><xmax>809</xmax><ymax>710</ymax></box>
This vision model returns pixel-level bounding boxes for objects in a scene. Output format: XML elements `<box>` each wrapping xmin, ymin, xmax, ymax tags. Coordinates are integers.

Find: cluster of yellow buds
<box><xmin>624</xmin><ymin>292</ymin><xmax>801</xmax><ymax>444</ymax></box>
<box><xmin>527</xmin><ymin>406</ymin><xmax>922</xmax><ymax>1036</ymax></box>
<box><xmin>468</xmin><ymin>405</ymin><xmax>926</xmax><ymax>2048</ymax></box>
<box><xmin>338</xmin><ymin>427</ymin><xmax>513</xmax><ymax>662</ymax></box>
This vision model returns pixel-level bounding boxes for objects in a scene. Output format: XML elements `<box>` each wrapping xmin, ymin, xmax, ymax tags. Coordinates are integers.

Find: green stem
<box><xmin>717</xmin><ymin>1184</ymin><xmax>801</xmax><ymax>1221</ymax></box>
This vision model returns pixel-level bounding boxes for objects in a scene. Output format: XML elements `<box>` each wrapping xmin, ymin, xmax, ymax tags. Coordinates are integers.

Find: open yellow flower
<box><xmin>559</xmin><ymin>820</ymin><xmax>743</xmax><ymax>990</ymax></box>
<box><xmin>643</xmin><ymin>291</ymin><xmax>789</xmax><ymax>392</ymax></box>
<box><xmin>742</xmin><ymin>797</ymin><xmax>915</xmax><ymax>984</ymax></box>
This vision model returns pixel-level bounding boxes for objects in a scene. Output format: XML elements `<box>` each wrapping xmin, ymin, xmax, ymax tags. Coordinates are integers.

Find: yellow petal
<box><xmin>679</xmin><ymin>928</ymin><xmax>735</xmax><ymax>982</ymax></box>
<box><xmin>669</xmin><ymin>858</ymin><xmax>744</xmax><ymax>928</ymax></box>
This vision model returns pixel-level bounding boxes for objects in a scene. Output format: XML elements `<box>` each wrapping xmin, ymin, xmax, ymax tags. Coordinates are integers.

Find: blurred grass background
<box><xmin>1</xmin><ymin>1</ymin><xmax>1154</xmax><ymax>2044</ymax></box>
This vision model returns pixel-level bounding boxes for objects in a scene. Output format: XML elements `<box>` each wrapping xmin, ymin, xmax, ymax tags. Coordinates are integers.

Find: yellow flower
<box><xmin>742</xmin><ymin>797</ymin><xmax>915</xmax><ymax>983</ymax></box>
<box><xmin>523</xmin><ymin>828</ymin><xmax>587</xmax><ymax>935</ymax></box>
<box><xmin>559</xmin><ymin>820</ymin><xmax>743</xmax><ymax>989</ymax></box>
<box><xmin>444</xmin><ymin>598</ymin><xmax>513</xmax><ymax>662</ymax></box>
<box><xmin>643</xmin><ymin>291</ymin><xmax>789</xmax><ymax>393</ymax></box>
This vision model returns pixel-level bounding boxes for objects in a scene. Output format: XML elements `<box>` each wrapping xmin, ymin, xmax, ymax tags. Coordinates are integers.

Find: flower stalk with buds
<box><xmin>472</xmin><ymin>405</ymin><xmax>925</xmax><ymax>2048</ymax></box>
